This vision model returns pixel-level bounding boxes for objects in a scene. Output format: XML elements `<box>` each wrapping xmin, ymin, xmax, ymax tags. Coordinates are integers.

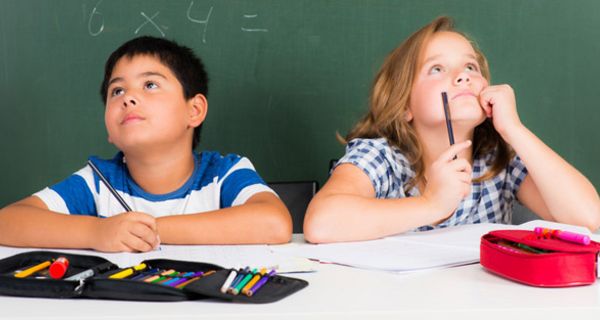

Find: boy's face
<box><xmin>104</xmin><ymin>54</ymin><xmax>206</xmax><ymax>153</ymax></box>
<box><xmin>409</xmin><ymin>31</ymin><xmax>488</xmax><ymax>129</ymax></box>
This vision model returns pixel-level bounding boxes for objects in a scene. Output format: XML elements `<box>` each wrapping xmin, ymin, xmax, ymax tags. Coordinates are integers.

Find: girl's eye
<box><xmin>145</xmin><ymin>82</ymin><xmax>158</xmax><ymax>90</ymax></box>
<box><xmin>429</xmin><ymin>65</ymin><xmax>443</xmax><ymax>74</ymax></box>
<box><xmin>111</xmin><ymin>87</ymin><xmax>124</xmax><ymax>97</ymax></box>
<box><xmin>466</xmin><ymin>63</ymin><xmax>479</xmax><ymax>72</ymax></box>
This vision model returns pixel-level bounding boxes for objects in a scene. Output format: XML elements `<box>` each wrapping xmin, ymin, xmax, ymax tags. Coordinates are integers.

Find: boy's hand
<box><xmin>479</xmin><ymin>84</ymin><xmax>523</xmax><ymax>140</ymax></box>
<box><xmin>422</xmin><ymin>140</ymin><xmax>473</xmax><ymax>221</ymax></box>
<box><xmin>93</xmin><ymin>212</ymin><xmax>160</xmax><ymax>252</ymax></box>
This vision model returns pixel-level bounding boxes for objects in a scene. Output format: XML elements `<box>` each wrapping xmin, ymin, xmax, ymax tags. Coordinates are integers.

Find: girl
<box><xmin>304</xmin><ymin>16</ymin><xmax>600</xmax><ymax>243</ymax></box>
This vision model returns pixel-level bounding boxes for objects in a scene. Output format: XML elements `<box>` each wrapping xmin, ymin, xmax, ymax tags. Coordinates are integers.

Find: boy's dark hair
<box><xmin>100</xmin><ymin>36</ymin><xmax>209</xmax><ymax>150</ymax></box>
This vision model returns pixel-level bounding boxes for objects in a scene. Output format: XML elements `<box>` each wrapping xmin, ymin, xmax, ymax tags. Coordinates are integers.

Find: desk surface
<box><xmin>2</xmin><ymin>238</ymin><xmax>600</xmax><ymax>319</ymax></box>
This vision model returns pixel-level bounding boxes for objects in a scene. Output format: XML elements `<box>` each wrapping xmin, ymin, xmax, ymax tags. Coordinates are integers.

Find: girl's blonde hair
<box><xmin>342</xmin><ymin>16</ymin><xmax>513</xmax><ymax>191</ymax></box>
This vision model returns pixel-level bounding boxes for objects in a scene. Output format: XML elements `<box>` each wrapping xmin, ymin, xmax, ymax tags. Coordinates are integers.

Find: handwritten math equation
<box><xmin>87</xmin><ymin>0</ymin><xmax>268</xmax><ymax>43</ymax></box>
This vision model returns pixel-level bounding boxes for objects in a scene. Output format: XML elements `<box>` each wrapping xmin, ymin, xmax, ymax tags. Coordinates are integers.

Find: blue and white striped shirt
<box><xmin>337</xmin><ymin>138</ymin><xmax>528</xmax><ymax>231</ymax></box>
<box><xmin>34</xmin><ymin>151</ymin><xmax>274</xmax><ymax>217</ymax></box>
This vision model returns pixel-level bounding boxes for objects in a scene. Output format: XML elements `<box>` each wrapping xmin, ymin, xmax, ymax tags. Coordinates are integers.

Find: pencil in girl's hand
<box><xmin>441</xmin><ymin>92</ymin><xmax>455</xmax><ymax>146</ymax></box>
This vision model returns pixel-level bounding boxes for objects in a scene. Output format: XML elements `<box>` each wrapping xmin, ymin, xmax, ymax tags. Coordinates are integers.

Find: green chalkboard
<box><xmin>1</xmin><ymin>0</ymin><xmax>599</xmax><ymax>207</ymax></box>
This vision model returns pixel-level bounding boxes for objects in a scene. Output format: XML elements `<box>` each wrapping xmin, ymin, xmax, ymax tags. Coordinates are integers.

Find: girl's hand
<box><xmin>92</xmin><ymin>212</ymin><xmax>160</xmax><ymax>252</ymax></box>
<box><xmin>479</xmin><ymin>84</ymin><xmax>523</xmax><ymax>140</ymax></box>
<box><xmin>422</xmin><ymin>140</ymin><xmax>473</xmax><ymax>221</ymax></box>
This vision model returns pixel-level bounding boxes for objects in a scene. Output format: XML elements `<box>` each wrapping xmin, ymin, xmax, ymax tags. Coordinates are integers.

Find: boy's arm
<box><xmin>156</xmin><ymin>192</ymin><xmax>292</xmax><ymax>245</ymax></box>
<box><xmin>0</xmin><ymin>196</ymin><xmax>159</xmax><ymax>252</ymax></box>
<box><xmin>0</xmin><ymin>196</ymin><xmax>99</xmax><ymax>249</ymax></box>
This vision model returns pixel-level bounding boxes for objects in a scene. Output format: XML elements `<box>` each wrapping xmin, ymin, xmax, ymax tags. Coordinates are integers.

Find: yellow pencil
<box><xmin>14</xmin><ymin>260</ymin><xmax>52</xmax><ymax>278</ymax></box>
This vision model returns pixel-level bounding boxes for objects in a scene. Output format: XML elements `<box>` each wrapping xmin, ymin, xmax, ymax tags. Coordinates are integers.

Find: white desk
<box><xmin>1</xmin><ymin>237</ymin><xmax>599</xmax><ymax>319</ymax></box>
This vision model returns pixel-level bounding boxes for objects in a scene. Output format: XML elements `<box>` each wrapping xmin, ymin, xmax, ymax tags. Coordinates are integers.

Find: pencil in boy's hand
<box><xmin>87</xmin><ymin>160</ymin><xmax>132</xmax><ymax>212</ymax></box>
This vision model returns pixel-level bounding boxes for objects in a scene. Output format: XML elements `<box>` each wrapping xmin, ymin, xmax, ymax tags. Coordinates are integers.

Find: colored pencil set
<box><xmin>108</xmin><ymin>263</ymin><xmax>216</xmax><ymax>289</ymax></box>
<box><xmin>219</xmin><ymin>267</ymin><xmax>277</xmax><ymax>297</ymax></box>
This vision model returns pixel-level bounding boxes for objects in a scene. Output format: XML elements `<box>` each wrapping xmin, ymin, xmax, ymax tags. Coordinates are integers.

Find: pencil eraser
<box><xmin>49</xmin><ymin>257</ymin><xmax>69</xmax><ymax>279</ymax></box>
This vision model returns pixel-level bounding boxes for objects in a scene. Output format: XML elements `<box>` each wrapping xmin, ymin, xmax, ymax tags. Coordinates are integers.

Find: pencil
<box><xmin>441</xmin><ymin>92</ymin><xmax>455</xmax><ymax>146</ymax></box>
<box><xmin>87</xmin><ymin>160</ymin><xmax>132</xmax><ymax>212</ymax></box>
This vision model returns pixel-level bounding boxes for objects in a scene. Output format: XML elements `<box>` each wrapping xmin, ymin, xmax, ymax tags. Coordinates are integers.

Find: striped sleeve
<box><xmin>218</xmin><ymin>155</ymin><xmax>274</xmax><ymax>208</ymax></box>
<box><xmin>33</xmin><ymin>166</ymin><xmax>98</xmax><ymax>216</ymax></box>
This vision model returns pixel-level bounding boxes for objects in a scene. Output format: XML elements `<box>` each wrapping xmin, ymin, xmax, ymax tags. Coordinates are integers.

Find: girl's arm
<box><xmin>304</xmin><ymin>141</ymin><xmax>473</xmax><ymax>243</ymax></box>
<box><xmin>156</xmin><ymin>192</ymin><xmax>292</xmax><ymax>245</ymax></box>
<box><xmin>480</xmin><ymin>85</ymin><xmax>600</xmax><ymax>230</ymax></box>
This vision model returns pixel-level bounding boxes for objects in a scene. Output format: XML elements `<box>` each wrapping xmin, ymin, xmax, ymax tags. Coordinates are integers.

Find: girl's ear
<box><xmin>188</xmin><ymin>94</ymin><xmax>208</xmax><ymax>128</ymax></box>
<box><xmin>405</xmin><ymin>108</ymin><xmax>414</xmax><ymax>122</ymax></box>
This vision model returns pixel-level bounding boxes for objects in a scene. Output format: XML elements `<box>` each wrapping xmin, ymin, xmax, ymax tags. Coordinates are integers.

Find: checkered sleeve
<box><xmin>505</xmin><ymin>155</ymin><xmax>528</xmax><ymax>198</ymax></box>
<box><xmin>335</xmin><ymin>138</ymin><xmax>396</xmax><ymax>198</ymax></box>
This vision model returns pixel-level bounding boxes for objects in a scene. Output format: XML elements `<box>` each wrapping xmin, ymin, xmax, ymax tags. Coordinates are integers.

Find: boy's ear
<box><xmin>188</xmin><ymin>94</ymin><xmax>208</xmax><ymax>128</ymax></box>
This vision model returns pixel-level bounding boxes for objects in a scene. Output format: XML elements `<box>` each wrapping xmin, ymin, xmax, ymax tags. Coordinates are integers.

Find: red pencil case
<box><xmin>480</xmin><ymin>229</ymin><xmax>600</xmax><ymax>287</ymax></box>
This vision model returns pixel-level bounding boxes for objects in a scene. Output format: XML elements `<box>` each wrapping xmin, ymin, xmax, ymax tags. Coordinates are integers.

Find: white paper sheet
<box><xmin>271</xmin><ymin>220</ymin><xmax>591</xmax><ymax>273</ymax></box>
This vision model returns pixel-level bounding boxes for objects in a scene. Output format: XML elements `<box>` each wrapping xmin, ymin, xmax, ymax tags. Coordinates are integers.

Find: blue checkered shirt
<box><xmin>336</xmin><ymin>138</ymin><xmax>528</xmax><ymax>231</ymax></box>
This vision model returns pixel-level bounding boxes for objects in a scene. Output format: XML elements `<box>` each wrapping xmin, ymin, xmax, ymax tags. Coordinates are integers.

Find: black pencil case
<box><xmin>0</xmin><ymin>250</ymin><xmax>308</xmax><ymax>303</ymax></box>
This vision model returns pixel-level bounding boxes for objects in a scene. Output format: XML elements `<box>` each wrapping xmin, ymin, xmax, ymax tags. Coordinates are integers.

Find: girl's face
<box><xmin>409</xmin><ymin>31</ymin><xmax>488</xmax><ymax>129</ymax></box>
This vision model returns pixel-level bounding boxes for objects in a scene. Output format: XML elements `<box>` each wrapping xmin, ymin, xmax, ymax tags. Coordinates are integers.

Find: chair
<box><xmin>268</xmin><ymin>181</ymin><xmax>318</xmax><ymax>233</ymax></box>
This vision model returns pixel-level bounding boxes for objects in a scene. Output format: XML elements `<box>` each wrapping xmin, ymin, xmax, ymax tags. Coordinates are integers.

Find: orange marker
<box><xmin>241</xmin><ymin>268</ymin><xmax>267</xmax><ymax>296</ymax></box>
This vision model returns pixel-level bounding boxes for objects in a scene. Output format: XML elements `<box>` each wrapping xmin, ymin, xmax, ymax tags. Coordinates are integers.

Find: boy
<box><xmin>0</xmin><ymin>36</ymin><xmax>292</xmax><ymax>252</ymax></box>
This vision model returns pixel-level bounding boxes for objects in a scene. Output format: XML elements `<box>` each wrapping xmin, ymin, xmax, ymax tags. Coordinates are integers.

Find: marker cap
<box><xmin>49</xmin><ymin>257</ymin><xmax>69</xmax><ymax>279</ymax></box>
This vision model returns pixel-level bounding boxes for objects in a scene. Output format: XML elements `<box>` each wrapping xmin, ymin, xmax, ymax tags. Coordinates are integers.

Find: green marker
<box><xmin>232</xmin><ymin>268</ymin><xmax>257</xmax><ymax>295</ymax></box>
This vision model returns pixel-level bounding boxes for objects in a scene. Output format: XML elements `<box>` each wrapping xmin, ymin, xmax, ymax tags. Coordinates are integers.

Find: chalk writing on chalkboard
<box><xmin>87</xmin><ymin>0</ymin><xmax>269</xmax><ymax>42</ymax></box>
<box><xmin>134</xmin><ymin>12</ymin><xmax>166</xmax><ymax>37</ymax></box>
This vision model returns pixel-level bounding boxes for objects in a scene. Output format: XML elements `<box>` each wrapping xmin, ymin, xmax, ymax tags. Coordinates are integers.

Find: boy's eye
<box><xmin>428</xmin><ymin>65</ymin><xmax>443</xmax><ymax>74</ymax></box>
<box><xmin>145</xmin><ymin>81</ymin><xmax>158</xmax><ymax>90</ymax></box>
<box><xmin>111</xmin><ymin>87</ymin><xmax>124</xmax><ymax>97</ymax></box>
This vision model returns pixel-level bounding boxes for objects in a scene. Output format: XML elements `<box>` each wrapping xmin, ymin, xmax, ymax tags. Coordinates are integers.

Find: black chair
<box><xmin>268</xmin><ymin>181</ymin><xmax>318</xmax><ymax>233</ymax></box>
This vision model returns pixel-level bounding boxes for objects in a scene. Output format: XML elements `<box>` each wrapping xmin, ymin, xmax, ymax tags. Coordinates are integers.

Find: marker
<box><xmin>227</xmin><ymin>267</ymin><xmax>249</xmax><ymax>293</ymax></box>
<box><xmin>241</xmin><ymin>268</ymin><xmax>267</xmax><ymax>296</ymax></box>
<box><xmin>49</xmin><ymin>257</ymin><xmax>69</xmax><ymax>279</ymax></box>
<box><xmin>534</xmin><ymin>227</ymin><xmax>591</xmax><ymax>245</ymax></box>
<box><xmin>246</xmin><ymin>269</ymin><xmax>276</xmax><ymax>297</ymax></box>
<box><xmin>441</xmin><ymin>92</ymin><xmax>457</xmax><ymax>160</ymax></box>
<box><xmin>14</xmin><ymin>260</ymin><xmax>52</xmax><ymax>278</ymax></box>
<box><xmin>65</xmin><ymin>262</ymin><xmax>115</xmax><ymax>281</ymax></box>
<box><xmin>109</xmin><ymin>263</ymin><xmax>147</xmax><ymax>279</ymax></box>
<box><xmin>232</xmin><ymin>268</ymin><xmax>257</xmax><ymax>295</ymax></box>
<box><xmin>220</xmin><ymin>269</ymin><xmax>238</xmax><ymax>294</ymax></box>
